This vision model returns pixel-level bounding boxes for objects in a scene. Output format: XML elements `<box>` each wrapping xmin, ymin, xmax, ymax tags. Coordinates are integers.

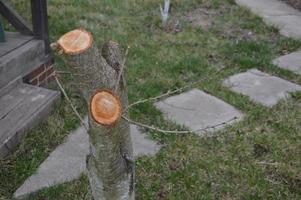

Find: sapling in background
<box><xmin>160</xmin><ymin>0</ymin><xmax>170</xmax><ymax>30</ymax></box>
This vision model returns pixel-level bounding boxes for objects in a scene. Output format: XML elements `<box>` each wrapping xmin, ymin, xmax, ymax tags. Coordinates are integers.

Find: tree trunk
<box><xmin>57</xmin><ymin>29</ymin><xmax>134</xmax><ymax>200</ymax></box>
<box><xmin>160</xmin><ymin>0</ymin><xmax>170</xmax><ymax>29</ymax></box>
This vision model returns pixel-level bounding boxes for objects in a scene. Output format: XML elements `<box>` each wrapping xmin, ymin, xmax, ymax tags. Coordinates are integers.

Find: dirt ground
<box><xmin>185</xmin><ymin>8</ymin><xmax>217</xmax><ymax>30</ymax></box>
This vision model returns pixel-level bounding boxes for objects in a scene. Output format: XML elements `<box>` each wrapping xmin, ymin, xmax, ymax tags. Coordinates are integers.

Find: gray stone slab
<box><xmin>264</xmin><ymin>15</ymin><xmax>301</xmax><ymax>39</ymax></box>
<box><xmin>14</xmin><ymin>121</ymin><xmax>89</xmax><ymax>199</ymax></box>
<box><xmin>223</xmin><ymin>69</ymin><xmax>301</xmax><ymax>107</ymax></box>
<box><xmin>236</xmin><ymin>0</ymin><xmax>301</xmax><ymax>16</ymax></box>
<box><xmin>273</xmin><ymin>50</ymin><xmax>301</xmax><ymax>75</ymax></box>
<box><xmin>154</xmin><ymin>89</ymin><xmax>244</xmax><ymax>135</ymax></box>
<box><xmin>235</xmin><ymin>0</ymin><xmax>301</xmax><ymax>39</ymax></box>
<box><xmin>14</xmin><ymin>120</ymin><xmax>161</xmax><ymax>199</ymax></box>
<box><xmin>131</xmin><ymin>125</ymin><xmax>161</xmax><ymax>157</ymax></box>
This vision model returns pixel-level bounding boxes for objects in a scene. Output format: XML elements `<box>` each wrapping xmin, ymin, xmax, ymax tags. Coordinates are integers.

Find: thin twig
<box><xmin>256</xmin><ymin>161</ymin><xmax>280</xmax><ymax>166</ymax></box>
<box><xmin>122</xmin><ymin>115</ymin><xmax>238</xmax><ymax>134</ymax></box>
<box><xmin>55</xmin><ymin>71</ymin><xmax>71</xmax><ymax>75</ymax></box>
<box><xmin>56</xmin><ymin>71</ymin><xmax>90</xmax><ymax>77</ymax></box>
<box><xmin>114</xmin><ymin>46</ymin><xmax>130</xmax><ymax>93</ymax></box>
<box><xmin>54</xmin><ymin>67</ymin><xmax>236</xmax><ymax>135</ymax></box>
<box><xmin>54</xmin><ymin>74</ymin><xmax>88</xmax><ymax>131</ymax></box>
<box><xmin>125</xmin><ymin>67</ymin><xmax>225</xmax><ymax>112</ymax></box>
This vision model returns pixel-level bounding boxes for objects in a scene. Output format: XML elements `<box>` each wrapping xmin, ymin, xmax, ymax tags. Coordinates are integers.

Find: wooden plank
<box><xmin>0</xmin><ymin>86</ymin><xmax>59</xmax><ymax>158</ymax></box>
<box><xmin>0</xmin><ymin>76</ymin><xmax>22</xmax><ymax>97</ymax></box>
<box><xmin>0</xmin><ymin>84</ymin><xmax>59</xmax><ymax>144</ymax></box>
<box><xmin>0</xmin><ymin>0</ymin><xmax>33</xmax><ymax>35</ymax></box>
<box><xmin>4</xmin><ymin>31</ymin><xmax>33</xmax><ymax>40</ymax></box>
<box><xmin>0</xmin><ymin>39</ymin><xmax>47</xmax><ymax>89</ymax></box>
<box><xmin>2</xmin><ymin>91</ymin><xmax>59</xmax><ymax>157</ymax></box>
<box><xmin>0</xmin><ymin>82</ymin><xmax>39</xmax><ymax>120</ymax></box>
<box><xmin>31</xmin><ymin>0</ymin><xmax>50</xmax><ymax>54</ymax></box>
<box><xmin>0</xmin><ymin>84</ymin><xmax>49</xmax><ymax>138</ymax></box>
<box><xmin>0</xmin><ymin>32</ymin><xmax>33</xmax><ymax>57</ymax></box>
<box><xmin>0</xmin><ymin>88</ymin><xmax>59</xmax><ymax>158</ymax></box>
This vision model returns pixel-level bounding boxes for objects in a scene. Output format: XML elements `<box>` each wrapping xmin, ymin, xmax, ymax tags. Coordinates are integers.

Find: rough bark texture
<box><xmin>60</xmin><ymin>35</ymin><xmax>134</xmax><ymax>200</ymax></box>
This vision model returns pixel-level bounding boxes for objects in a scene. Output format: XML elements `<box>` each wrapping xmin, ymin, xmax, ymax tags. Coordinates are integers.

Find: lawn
<box><xmin>1</xmin><ymin>0</ymin><xmax>301</xmax><ymax>199</ymax></box>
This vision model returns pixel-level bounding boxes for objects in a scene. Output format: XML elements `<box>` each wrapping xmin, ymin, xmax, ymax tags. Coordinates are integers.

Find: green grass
<box><xmin>1</xmin><ymin>0</ymin><xmax>301</xmax><ymax>199</ymax></box>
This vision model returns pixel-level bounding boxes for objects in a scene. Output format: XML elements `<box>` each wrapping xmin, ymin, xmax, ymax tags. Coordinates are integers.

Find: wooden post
<box><xmin>31</xmin><ymin>0</ymin><xmax>51</xmax><ymax>54</ymax></box>
<box><xmin>57</xmin><ymin>29</ymin><xmax>134</xmax><ymax>200</ymax></box>
<box><xmin>0</xmin><ymin>19</ymin><xmax>5</xmax><ymax>42</ymax></box>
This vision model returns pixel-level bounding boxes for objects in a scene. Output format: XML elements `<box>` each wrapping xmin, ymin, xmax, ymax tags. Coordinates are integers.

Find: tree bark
<box><xmin>57</xmin><ymin>29</ymin><xmax>134</xmax><ymax>200</ymax></box>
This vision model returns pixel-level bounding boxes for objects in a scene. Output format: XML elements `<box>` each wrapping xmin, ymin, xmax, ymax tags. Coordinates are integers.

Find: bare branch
<box><xmin>55</xmin><ymin>67</ymin><xmax>234</xmax><ymax>136</ymax></box>
<box><xmin>54</xmin><ymin>74</ymin><xmax>88</xmax><ymax>131</ymax></box>
<box><xmin>125</xmin><ymin>67</ymin><xmax>225</xmax><ymax>112</ymax></box>
<box><xmin>122</xmin><ymin>115</ymin><xmax>238</xmax><ymax>134</ymax></box>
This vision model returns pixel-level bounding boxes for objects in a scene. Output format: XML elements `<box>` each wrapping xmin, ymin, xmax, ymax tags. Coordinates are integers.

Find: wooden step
<box><xmin>0</xmin><ymin>80</ymin><xmax>60</xmax><ymax>158</ymax></box>
<box><xmin>0</xmin><ymin>32</ymin><xmax>49</xmax><ymax>88</ymax></box>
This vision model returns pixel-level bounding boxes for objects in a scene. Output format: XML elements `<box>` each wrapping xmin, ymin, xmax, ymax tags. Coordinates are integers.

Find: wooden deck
<box><xmin>0</xmin><ymin>1</ymin><xmax>58</xmax><ymax>158</ymax></box>
<box><xmin>0</xmin><ymin>33</ymin><xmax>57</xmax><ymax>158</ymax></box>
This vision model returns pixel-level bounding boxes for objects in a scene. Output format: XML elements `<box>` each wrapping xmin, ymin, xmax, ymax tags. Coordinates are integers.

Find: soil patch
<box><xmin>185</xmin><ymin>8</ymin><xmax>217</xmax><ymax>30</ymax></box>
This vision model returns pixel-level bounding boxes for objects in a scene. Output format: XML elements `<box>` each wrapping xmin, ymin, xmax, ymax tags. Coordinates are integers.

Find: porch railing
<box><xmin>0</xmin><ymin>0</ymin><xmax>50</xmax><ymax>54</ymax></box>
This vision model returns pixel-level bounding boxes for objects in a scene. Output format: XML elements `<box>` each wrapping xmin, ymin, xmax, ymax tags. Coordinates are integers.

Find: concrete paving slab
<box><xmin>264</xmin><ymin>15</ymin><xmax>301</xmax><ymax>39</ymax></box>
<box><xmin>14</xmin><ymin>118</ymin><xmax>161</xmax><ymax>199</ymax></box>
<box><xmin>14</xmin><ymin>118</ymin><xmax>89</xmax><ymax>199</ymax></box>
<box><xmin>154</xmin><ymin>89</ymin><xmax>244</xmax><ymax>135</ymax></box>
<box><xmin>236</xmin><ymin>0</ymin><xmax>301</xmax><ymax>16</ymax></box>
<box><xmin>131</xmin><ymin>125</ymin><xmax>161</xmax><ymax>157</ymax></box>
<box><xmin>273</xmin><ymin>50</ymin><xmax>301</xmax><ymax>75</ymax></box>
<box><xmin>223</xmin><ymin>69</ymin><xmax>301</xmax><ymax>107</ymax></box>
<box><xmin>235</xmin><ymin>0</ymin><xmax>301</xmax><ymax>39</ymax></box>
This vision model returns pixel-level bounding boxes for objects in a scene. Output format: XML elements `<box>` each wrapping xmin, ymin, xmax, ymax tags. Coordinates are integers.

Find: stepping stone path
<box><xmin>15</xmin><ymin>89</ymin><xmax>246</xmax><ymax>199</ymax></box>
<box><xmin>155</xmin><ymin>89</ymin><xmax>244</xmax><ymax>135</ymax></box>
<box><xmin>235</xmin><ymin>0</ymin><xmax>301</xmax><ymax>39</ymax></box>
<box><xmin>273</xmin><ymin>50</ymin><xmax>301</xmax><ymax>75</ymax></box>
<box><xmin>14</xmin><ymin>118</ymin><xmax>161</xmax><ymax>199</ymax></box>
<box><xmin>223</xmin><ymin>69</ymin><xmax>301</xmax><ymax>107</ymax></box>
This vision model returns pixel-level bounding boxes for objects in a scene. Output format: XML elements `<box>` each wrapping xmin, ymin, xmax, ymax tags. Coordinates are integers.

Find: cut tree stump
<box><xmin>57</xmin><ymin>29</ymin><xmax>134</xmax><ymax>200</ymax></box>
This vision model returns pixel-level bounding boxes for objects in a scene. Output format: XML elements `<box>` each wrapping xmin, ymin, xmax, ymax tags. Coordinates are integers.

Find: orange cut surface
<box><xmin>57</xmin><ymin>29</ymin><xmax>93</xmax><ymax>55</ymax></box>
<box><xmin>90</xmin><ymin>90</ymin><xmax>121</xmax><ymax>126</ymax></box>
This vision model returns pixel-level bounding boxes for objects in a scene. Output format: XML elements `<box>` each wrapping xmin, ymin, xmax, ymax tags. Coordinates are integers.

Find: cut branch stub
<box><xmin>57</xmin><ymin>29</ymin><xmax>93</xmax><ymax>55</ymax></box>
<box><xmin>90</xmin><ymin>89</ymin><xmax>122</xmax><ymax>126</ymax></box>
